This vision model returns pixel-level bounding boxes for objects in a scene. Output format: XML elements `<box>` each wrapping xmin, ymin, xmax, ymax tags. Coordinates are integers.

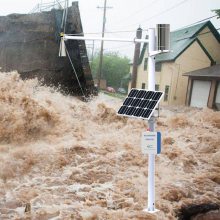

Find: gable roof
<box><xmin>139</xmin><ymin>21</ymin><xmax>220</xmax><ymax>64</ymax></box>
<box><xmin>183</xmin><ymin>64</ymin><xmax>220</xmax><ymax>78</ymax></box>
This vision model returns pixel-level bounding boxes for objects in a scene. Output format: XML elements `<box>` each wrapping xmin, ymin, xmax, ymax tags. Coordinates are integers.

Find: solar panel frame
<box><xmin>117</xmin><ymin>89</ymin><xmax>164</xmax><ymax>120</ymax></box>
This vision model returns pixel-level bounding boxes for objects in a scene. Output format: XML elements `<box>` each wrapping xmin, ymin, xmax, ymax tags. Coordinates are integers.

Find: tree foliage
<box><xmin>213</xmin><ymin>9</ymin><xmax>220</xmax><ymax>18</ymax></box>
<box><xmin>91</xmin><ymin>52</ymin><xmax>130</xmax><ymax>88</ymax></box>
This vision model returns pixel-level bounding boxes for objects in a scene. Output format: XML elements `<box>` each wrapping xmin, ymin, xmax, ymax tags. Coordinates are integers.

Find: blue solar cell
<box><xmin>128</xmin><ymin>89</ymin><xmax>138</xmax><ymax>97</ymax></box>
<box><xmin>131</xmin><ymin>98</ymin><xmax>142</xmax><ymax>107</ymax></box>
<box><xmin>140</xmin><ymin>100</ymin><xmax>150</xmax><ymax>108</ymax></box>
<box><xmin>138</xmin><ymin>100</ymin><xmax>147</xmax><ymax>108</ymax></box>
<box><xmin>118</xmin><ymin>105</ymin><xmax>127</xmax><ymax>114</ymax></box>
<box><xmin>117</xmin><ymin>89</ymin><xmax>164</xmax><ymax>120</ymax></box>
<box><xmin>148</xmin><ymin>100</ymin><xmax>158</xmax><ymax>109</ymax></box>
<box><xmin>143</xmin><ymin>91</ymin><xmax>154</xmax><ymax>99</ymax></box>
<box><xmin>133</xmin><ymin>107</ymin><xmax>144</xmax><ymax>117</ymax></box>
<box><xmin>123</xmin><ymin>97</ymin><xmax>133</xmax><ymax>106</ymax></box>
<box><xmin>136</xmin><ymin>90</ymin><xmax>146</xmax><ymax>98</ymax></box>
<box><xmin>152</xmin><ymin>92</ymin><xmax>163</xmax><ymax>100</ymax></box>
<box><xmin>142</xmin><ymin>109</ymin><xmax>152</xmax><ymax>118</ymax></box>
<box><xmin>126</xmin><ymin>106</ymin><xmax>136</xmax><ymax>115</ymax></box>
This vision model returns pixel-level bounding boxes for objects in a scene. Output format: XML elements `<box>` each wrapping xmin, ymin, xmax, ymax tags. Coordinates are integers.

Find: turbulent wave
<box><xmin>0</xmin><ymin>71</ymin><xmax>60</xmax><ymax>143</ymax></box>
<box><xmin>0</xmin><ymin>72</ymin><xmax>219</xmax><ymax>219</ymax></box>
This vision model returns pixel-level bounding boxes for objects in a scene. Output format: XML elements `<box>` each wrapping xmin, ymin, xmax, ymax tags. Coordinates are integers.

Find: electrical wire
<box><xmin>65</xmin><ymin>16</ymin><xmax>219</xmax><ymax>38</ymax></box>
<box><xmin>116</xmin><ymin>0</ymin><xmax>190</xmax><ymax>29</ymax></box>
<box><xmin>111</xmin><ymin>0</ymin><xmax>160</xmax><ymax>26</ymax></box>
<box><xmin>176</xmin><ymin>28</ymin><xmax>220</xmax><ymax>41</ymax></box>
<box><xmin>64</xmin><ymin>41</ymin><xmax>86</xmax><ymax>98</ymax></box>
<box><xmin>75</xmin><ymin>14</ymin><xmax>218</xmax><ymax>37</ymax></box>
<box><xmin>174</xmin><ymin>15</ymin><xmax>218</xmax><ymax>31</ymax></box>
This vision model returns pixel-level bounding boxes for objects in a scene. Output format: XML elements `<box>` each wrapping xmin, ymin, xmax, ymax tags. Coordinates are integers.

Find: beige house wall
<box><xmin>160</xmin><ymin>41</ymin><xmax>211</xmax><ymax>105</ymax></box>
<box><xmin>198</xmin><ymin>27</ymin><xmax>220</xmax><ymax>64</ymax></box>
<box><xmin>128</xmin><ymin>26</ymin><xmax>220</xmax><ymax>106</ymax></box>
<box><xmin>129</xmin><ymin>41</ymin><xmax>211</xmax><ymax>105</ymax></box>
<box><xmin>128</xmin><ymin>56</ymin><xmax>148</xmax><ymax>91</ymax></box>
<box><xmin>136</xmin><ymin>58</ymin><xmax>148</xmax><ymax>89</ymax></box>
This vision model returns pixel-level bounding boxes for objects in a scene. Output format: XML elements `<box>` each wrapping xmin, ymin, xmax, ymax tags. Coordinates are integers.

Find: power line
<box><xmin>68</xmin><ymin>14</ymin><xmax>218</xmax><ymax>37</ymax></box>
<box><xmin>72</xmin><ymin>13</ymin><xmax>218</xmax><ymax>37</ymax></box>
<box><xmin>65</xmin><ymin>19</ymin><xmax>218</xmax><ymax>40</ymax></box>
<box><xmin>174</xmin><ymin>15</ymin><xmax>218</xmax><ymax>31</ymax></box>
<box><xmin>119</xmin><ymin>0</ymin><xmax>190</xmax><ymax>29</ymax></box>
<box><xmin>142</xmin><ymin>0</ymin><xmax>188</xmax><ymax>22</ymax></box>
<box><xmin>112</xmin><ymin>0</ymin><xmax>160</xmax><ymax>27</ymax></box>
<box><xmin>177</xmin><ymin>27</ymin><xmax>220</xmax><ymax>41</ymax></box>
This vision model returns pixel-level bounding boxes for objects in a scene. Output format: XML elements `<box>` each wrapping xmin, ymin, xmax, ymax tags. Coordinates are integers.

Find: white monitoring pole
<box><xmin>60</xmin><ymin>26</ymin><xmax>170</xmax><ymax>213</ymax></box>
<box><xmin>145</xmin><ymin>24</ymin><xmax>170</xmax><ymax>212</ymax></box>
<box><xmin>147</xmin><ymin>28</ymin><xmax>156</xmax><ymax>212</ymax></box>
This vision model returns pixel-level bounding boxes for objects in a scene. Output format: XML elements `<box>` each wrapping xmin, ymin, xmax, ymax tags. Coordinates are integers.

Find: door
<box><xmin>190</xmin><ymin>80</ymin><xmax>211</xmax><ymax>108</ymax></box>
<box><xmin>215</xmin><ymin>82</ymin><xmax>220</xmax><ymax>110</ymax></box>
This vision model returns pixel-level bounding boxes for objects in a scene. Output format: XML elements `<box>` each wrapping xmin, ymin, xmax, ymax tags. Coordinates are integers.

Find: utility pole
<box><xmin>97</xmin><ymin>0</ymin><xmax>113</xmax><ymax>90</ymax></box>
<box><xmin>40</xmin><ymin>0</ymin><xmax>43</xmax><ymax>12</ymax></box>
<box><xmin>131</xmin><ymin>27</ymin><xmax>142</xmax><ymax>88</ymax></box>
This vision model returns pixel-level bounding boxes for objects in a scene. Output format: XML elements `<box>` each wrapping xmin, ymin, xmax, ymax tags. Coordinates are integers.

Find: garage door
<box><xmin>215</xmin><ymin>82</ymin><xmax>220</xmax><ymax>110</ymax></box>
<box><xmin>190</xmin><ymin>80</ymin><xmax>211</xmax><ymax>108</ymax></box>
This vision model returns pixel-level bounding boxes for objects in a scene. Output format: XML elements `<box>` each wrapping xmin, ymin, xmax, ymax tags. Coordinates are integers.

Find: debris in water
<box><xmin>177</xmin><ymin>203</ymin><xmax>220</xmax><ymax>220</ymax></box>
<box><xmin>24</xmin><ymin>202</ymin><xmax>31</xmax><ymax>213</ymax></box>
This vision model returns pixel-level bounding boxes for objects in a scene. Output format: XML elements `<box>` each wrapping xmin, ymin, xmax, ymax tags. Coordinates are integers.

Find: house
<box><xmin>183</xmin><ymin>64</ymin><xmax>220</xmax><ymax>110</ymax></box>
<box><xmin>128</xmin><ymin>21</ymin><xmax>220</xmax><ymax>106</ymax></box>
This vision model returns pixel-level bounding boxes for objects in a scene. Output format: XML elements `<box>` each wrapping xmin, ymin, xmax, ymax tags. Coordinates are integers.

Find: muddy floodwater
<box><xmin>0</xmin><ymin>72</ymin><xmax>219</xmax><ymax>220</ymax></box>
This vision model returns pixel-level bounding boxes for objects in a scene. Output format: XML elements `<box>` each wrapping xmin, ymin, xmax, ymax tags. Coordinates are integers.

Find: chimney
<box><xmin>131</xmin><ymin>27</ymin><xmax>142</xmax><ymax>89</ymax></box>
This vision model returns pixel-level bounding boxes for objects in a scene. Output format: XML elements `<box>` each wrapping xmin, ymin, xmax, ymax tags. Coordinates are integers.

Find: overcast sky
<box><xmin>0</xmin><ymin>0</ymin><xmax>220</xmax><ymax>58</ymax></box>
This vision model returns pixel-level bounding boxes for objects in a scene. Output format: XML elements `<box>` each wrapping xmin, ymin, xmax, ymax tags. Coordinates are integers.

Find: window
<box><xmin>142</xmin><ymin>83</ymin><xmax>146</xmax><ymax>89</ymax></box>
<box><xmin>144</xmin><ymin>58</ymin><xmax>148</xmax><ymax>70</ymax></box>
<box><xmin>155</xmin><ymin>62</ymin><xmax>162</xmax><ymax>72</ymax></box>
<box><xmin>155</xmin><ymin>84</ymin><xmax>160</xmax><ymax>91</ymax></box>
<box><xmin>164</xmin><ymin>85</ymin><xmax>169</xmax><ymax>101</ymax></box>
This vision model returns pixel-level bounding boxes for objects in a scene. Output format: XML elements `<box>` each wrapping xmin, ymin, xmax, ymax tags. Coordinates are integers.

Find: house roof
<box><xmin>139</xmin><ymin>21</ymin><xmax>220</xmax><ymax>64</ymax></box>
<box><xmin>183</xmin><ymin>64</ymin><xmax>220</xmax><ymax>78</ymax></box>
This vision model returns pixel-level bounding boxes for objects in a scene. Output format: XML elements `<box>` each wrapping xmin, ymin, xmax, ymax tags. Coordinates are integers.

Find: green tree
<box><xmin>213</xmin><ymin>9</ymin><xmax>220</xmax><ymax>18</ymax></box>
<box><xmin>91</xmin><ymin>52</ymin><xmax>130</xmax><ymax>89</ymax></box>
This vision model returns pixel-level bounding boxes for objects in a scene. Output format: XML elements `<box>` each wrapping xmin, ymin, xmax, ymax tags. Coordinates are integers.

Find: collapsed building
<box><xmin>0</xmin><ymin>1</ymin><xmax>94</xmax><ymax>96</ymax></box>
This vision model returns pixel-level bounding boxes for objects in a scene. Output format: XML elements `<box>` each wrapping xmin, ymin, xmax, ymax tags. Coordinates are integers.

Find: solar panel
<box><xmin>117</xmin><ymin>89</ymin><xmax>164</xmax><ymax>120</ymax></box>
